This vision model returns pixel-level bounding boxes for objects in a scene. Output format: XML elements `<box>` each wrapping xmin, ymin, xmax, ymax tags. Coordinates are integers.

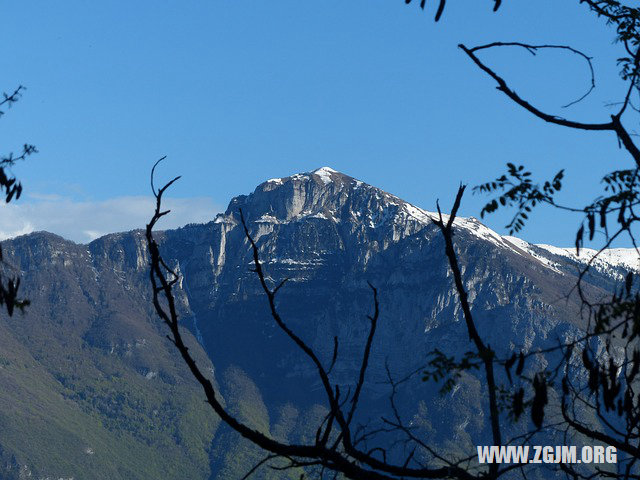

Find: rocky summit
<box><xmin>0</xmin><ymin>167</ymin><xmax>634</xmax><ymax>479</ymax></box>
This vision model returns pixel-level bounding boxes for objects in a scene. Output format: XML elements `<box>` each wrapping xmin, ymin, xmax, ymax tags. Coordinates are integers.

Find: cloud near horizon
<box><xmin>0</xmin><ymin>195</ymin><xmax>221</xmax><ymax>243</ymax></box>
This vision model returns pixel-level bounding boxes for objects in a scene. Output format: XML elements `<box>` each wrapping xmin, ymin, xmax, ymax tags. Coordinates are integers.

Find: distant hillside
<box><xmin>0</xmin><ymin>231</ymin><xmax>218</xmax><ymax>479</ymax></box>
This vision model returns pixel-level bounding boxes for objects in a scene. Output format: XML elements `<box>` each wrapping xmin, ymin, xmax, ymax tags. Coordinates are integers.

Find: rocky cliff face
<box><xmin>167</xmin><ymin>167</ymin><xmax>617</xmax><ymax>390</ymax></box>
<box><xmin>0</xmin><ymin>167</ymin><xmax>634</xmax><ymax>479</ymax></box>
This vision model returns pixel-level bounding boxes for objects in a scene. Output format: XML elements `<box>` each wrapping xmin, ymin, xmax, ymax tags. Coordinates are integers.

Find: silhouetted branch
<box><xmin>403</xmin><ymin>0</ymin><xmax>502</xmax><ymax>21</ymax></box>
<box><xmin>432</xmin><ymin>184</ymin><xmax>502</xmax><ymax>477</ymax></box>
<box><xmin>468</xmin><ymin>42</ymin><xmax>596</xmax><ymax>108</ymax></box>
<box><xmin>346</xmin><ymin>282</ymin><xmax>379</xmax><ymax>427</ymax></box>
<box><xmin>0</xmin><ymin>86</ymin><xmax>24</xmax><ymax>115</ymax></box>
<box><xmin>0</xmin><ymin>84</ymin><xmax>32</xmax><ymax>317</ymax></box>
<box><xmin>459</xmin><ymin>42</ymin><xmax>640</xmax><ymax>166</ymax></box>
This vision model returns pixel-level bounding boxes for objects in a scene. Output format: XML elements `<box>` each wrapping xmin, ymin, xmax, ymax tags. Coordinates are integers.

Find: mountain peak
<box><xmin>224</xmin><ymin>166</ymin><xmax>363</xmax><ymax>221</ymax></box>
<box><xmin>264</xmin><ymin>166</ymin><xmax>350</xmax><ymax>188</ymax></box>
<box><xmin>216</xmin><ymin>168</ymin><xmax>639</xmax><ymax>275</ymax></box>
<box><xmin>312</xmin><ymin>166</ymin><xmax>339</xmax><ymax>174</ymax></box>
<box><xmin>311</xmin><ymin>166</ymin><xmax>340</xmax><ymax>184</ymax></box>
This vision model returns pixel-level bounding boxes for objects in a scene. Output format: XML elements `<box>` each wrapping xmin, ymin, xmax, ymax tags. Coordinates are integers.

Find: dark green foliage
<box><xmin>586</xmin><ymin>1</ymin><xmax>640</xmax><ymax>79</ymax></box>
<box><xmin>474</xmin><ymin>163</ymin><xmax>564</xmax><ymax>234</ymax></box>
<box><xmin>512</xmin><ymin>387</ymin><xmax>524</xmax><ymax>420</ymax></box>
<box><xmin>530</xmin><ymin>373</ymin><xmax>548</xmax><ymax>429</ymax></box>
<box><xmin>477</xmin><ymin>164</ymin><xmax>640</xmax><ymax>258</ymax></box>
<box><xmin>503</xmin><ymin>351</ymin><xmax>526</xmax><ymax>384</ymax></box>
<box><xmin>422</xmin><ymin>349</ymin><xmax>481</xmax><ymax>394</ymax></box>
<box><xmin>588</xmin><ymin>272</ymin><xmax>640</xmax><ymax>337</ymax></box>
<box><xmin>0</xmin><ymin>85</ymin><xmax>34</xmax><ymax>317</ymax></box>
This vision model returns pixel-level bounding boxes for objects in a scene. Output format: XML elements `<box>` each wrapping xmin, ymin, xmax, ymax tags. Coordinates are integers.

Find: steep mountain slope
<box><xmin>179</xmin><ymin>167</ymin><xmax>618</xmax><ymax>387</ymax></box>
<box><xmin>0</xmin><ymin>167</ymin><xmax>634</xmax><ymax>478</ymax></box>
<box><xmin>0</xmin><ymin>233</ymin><xmax>219</xmax><ymax>479</ymax></box>
<box><xmin>169</xmin><ymin>168</ymin><xmax>622</xmax><ymax>463</ymax></box>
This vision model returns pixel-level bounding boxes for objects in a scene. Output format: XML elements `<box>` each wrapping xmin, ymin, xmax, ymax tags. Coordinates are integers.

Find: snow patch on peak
<box><xmin>313</xmin><ymin>166</ymin><xmax>338</xmax><ymax>174</ymax></box>
<box><xmin>312</xmin><ymin>166</ymin><xmax>338</xmax><ymax>185</ymax></box>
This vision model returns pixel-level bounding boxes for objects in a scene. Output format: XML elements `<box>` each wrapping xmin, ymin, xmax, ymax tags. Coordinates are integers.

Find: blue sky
<box><xmin>0</xmin><ymin>0</ymin><xmax>635</xmax><ymax>245</ymax></box>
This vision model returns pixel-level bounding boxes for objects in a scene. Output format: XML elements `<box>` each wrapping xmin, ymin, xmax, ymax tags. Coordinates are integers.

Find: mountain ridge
<box><xmin>0</xmin><ymin>166</ymin><xmax>634</xmax><ymax>479</ymax></box>
<box><xmin>218</xmin><ymin>166</ymin><xmax>640</xmax><ymax>275</ymax></box>
<box><xmin>9</xmin><ymin>166</ymin><xmax>637</xmax><ymax>276</ymax></box>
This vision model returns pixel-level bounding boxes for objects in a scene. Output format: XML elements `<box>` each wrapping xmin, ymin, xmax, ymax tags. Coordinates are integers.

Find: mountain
<box><xmin>0</xmin><ymin>232</ymin><xmax>219</xmax><ymax>479</ymax></box>
<box><xmin>0</xmin><ymin>167</ymin><xmax>634</xmax><ymax>479</ymax></box>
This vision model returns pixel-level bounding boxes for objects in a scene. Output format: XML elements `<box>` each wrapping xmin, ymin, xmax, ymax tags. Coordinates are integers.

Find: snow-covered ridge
<box><xmin>254</xmin><ymin>167</ymin><xmax>640</xmax><ymax>274</ymax></box>
<box><xmin>398</xmin><ymin>200</ymin><xmax>640</xmax><ymax>276</ymax></box>
<box><xmin>265</xmin><ymin>166</ymin><xmax>346</xmax><ymax>184</ymax></box>
<box><xmin>503</xmin><ymin>236</ymin><xmax>640</xmax><ymax>276</ymax></box>
<box><xmin>536</xmin><ymin>242</ymin><xmax>639</xmax><ymax>274</ymax></box>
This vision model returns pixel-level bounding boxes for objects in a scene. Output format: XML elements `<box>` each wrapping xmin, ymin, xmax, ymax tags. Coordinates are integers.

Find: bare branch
<box><xmin>459</xmin><ymin>43</ymin><xmax>614</xmax><ymax>132</ymax></box>
<box><xmin>432</xmin><ymin>184</ymin><xmax>503</xmax><ymax>476</ymax></box>
<box><xmin>346</xmin><ymin>282</ymin><xmax>380</xmax><ymax>427</ymax></box>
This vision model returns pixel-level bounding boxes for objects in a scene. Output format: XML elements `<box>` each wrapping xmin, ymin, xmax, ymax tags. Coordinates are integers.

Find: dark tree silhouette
<box><xmin>457</xmin><ymin>1</ymin><xmax>640</xmax><ymax>478</ymax></box>
<box><xmin>0</xmin><ymin>85</ymin><xmax>33</xmax><ymax>316</ymax></box>
<box><xmin>146</xmin><ymin>1</ymin><xmax>640</xmax><ymax>479</ymax></box>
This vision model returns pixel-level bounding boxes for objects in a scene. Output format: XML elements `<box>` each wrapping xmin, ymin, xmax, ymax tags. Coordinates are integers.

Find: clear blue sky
<box><xmin>0</xmin><ymin>0</ymin><xmax>635</xmax><ymax>245</ymax></box>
